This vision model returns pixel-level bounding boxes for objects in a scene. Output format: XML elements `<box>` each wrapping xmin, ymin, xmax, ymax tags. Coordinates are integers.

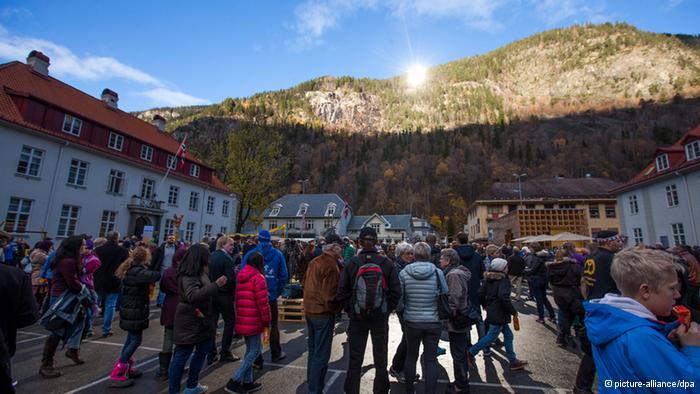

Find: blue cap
<box><xmin>258</xmin><ymin>230</ymin><xmax>271</xmax><ymax>243</ymax></box>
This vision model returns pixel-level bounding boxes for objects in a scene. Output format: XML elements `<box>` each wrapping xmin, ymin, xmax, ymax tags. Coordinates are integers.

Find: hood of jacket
<box><xmin>546</xmin><ymin>256</ymin><xmax>576</xmax><ymax>270</ymax></box>
<box><xmin>455</xmin><ymin>245</ymin><xmax>477</xmax><ymax>260</ymax></box>
<box><xmin>403</xmin><ymin>261</ymin><xmax>437</xmax><ymax>280</ymax></box>
<box><xmin>584</xmin><ymin>294</ymin><xmax>675</xmax><ymax>347</ymax></box>
<box><xmin>446</xmin><ymin>264</ymin><xmax>472</xmax><ymax>281</ymax></box>
<box><xmin>237</xmin><ymin>264</ymin><xmax>261</xmax><ymax>284</ymax></box>
<box><xmin>484</xmin><ymin>271</ymin><xmax>506</xmax><ymax>281</ymax></box>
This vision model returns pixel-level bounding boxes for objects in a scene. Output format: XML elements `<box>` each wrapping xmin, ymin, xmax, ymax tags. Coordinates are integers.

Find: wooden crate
<box><xmin>278</xmin><ymin>298</ymin><xmax>304</xmax><ymax>323</ymax></box>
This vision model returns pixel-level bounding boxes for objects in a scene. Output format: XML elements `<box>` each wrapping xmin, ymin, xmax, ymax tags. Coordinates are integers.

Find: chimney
<box><xmin>27</xmin><ymin>50</ymin><xmax>50</xmax><ymax>76</ymax></box>
<box><xmin>101</xmin><ymin>89</ymin><xmax>119</xmax><ymax>108</ymax></box>
<box><xmin>152</xmin><ymin>115</ymin><xmax>166</xmax><ymax>132</ymax></box>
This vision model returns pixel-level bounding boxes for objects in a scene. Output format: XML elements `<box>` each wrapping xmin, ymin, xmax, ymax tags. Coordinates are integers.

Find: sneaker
<box><xmin>220</xmin><ymin>353</ymin><xmax>241</xmax><ymax>363</ymax></box>
<box><xmin>224</xmin><ymin>380</ymin><xmax>246</xmax><ymax>394</ymax></box>
<box><xmin>271</xmin><ymin>352</ymin><xmax>287</xmax><ymax>362</ymax></box>
<box><xmin>509</xmin><ymin>360</ymin><xmax>528</xmax><ymax>371</ymax></box>
<box><xmin>101</xmin><ymin>331</ymin><xmax>114</xmax><ymax>338</ymax></box>
<box><xmin>436</xmin><ymin>346</ymin><xmax>447</xmax><ymax>356</ymax></box>
<box><xmin>243</xmin><ymin>382</ymin><xmax>263</xmax><ymax>392</ymax></box>
<box><xmin>184</xmin><ymin>383</ymin><xmax>208</xmax><ymax>394</ymax></box>
<box><xmin>535</xmin><ymin>318</ymin><xmax>545</xmax><ymax>324</ymax></box>
<box><xmin>547</xmin><ymin>317</ymin><xmax>557</xmax><ymax>324</ymax></box>
<box><xmin>483</xmin><ymin>349</ymin><xmax>492</xmax><ymax>357</ymax></box>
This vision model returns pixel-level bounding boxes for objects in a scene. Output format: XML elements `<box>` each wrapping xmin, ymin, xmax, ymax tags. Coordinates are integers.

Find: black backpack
<box><xmin>351</xmin><ymin>254</ymin><xmax>388</xmax><ymax>320</ymax></box>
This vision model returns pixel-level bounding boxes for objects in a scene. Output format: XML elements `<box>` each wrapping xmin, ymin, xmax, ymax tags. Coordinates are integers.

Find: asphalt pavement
<box><xmin>12</xmin><ymin>296</ymin><xmax>586</xmax><ymax>393</ymax></box>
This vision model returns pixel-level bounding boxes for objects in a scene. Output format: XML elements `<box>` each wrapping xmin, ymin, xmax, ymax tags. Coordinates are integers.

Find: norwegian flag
<box><xmin>176</xmin><ymin>135</ymin><xmax>188</xmax><ymax>169</ymax></box>
<box><xmin>343</xmin><ymin>204</ymin><xmax>349</xmax><ymax>220</ymax></box>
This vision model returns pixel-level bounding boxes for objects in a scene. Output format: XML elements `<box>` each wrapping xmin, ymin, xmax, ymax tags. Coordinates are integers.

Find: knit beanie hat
<box><xmin>490</xmin><ymin>257</ymin><xmax>508</xmax><ymax>272</ymax></box>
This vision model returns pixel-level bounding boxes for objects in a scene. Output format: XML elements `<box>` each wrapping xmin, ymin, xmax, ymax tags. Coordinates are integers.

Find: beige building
<box><xmin>467</xmin><ymin>177</ymin><xmax>622</xmax><ymax>242</ymax></box>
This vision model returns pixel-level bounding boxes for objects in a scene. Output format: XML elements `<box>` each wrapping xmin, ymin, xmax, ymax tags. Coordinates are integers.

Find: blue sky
<box><xmin>0</xmin><ymin>0</ymin><xmax>697</xmax><ymax>112</ymax></box>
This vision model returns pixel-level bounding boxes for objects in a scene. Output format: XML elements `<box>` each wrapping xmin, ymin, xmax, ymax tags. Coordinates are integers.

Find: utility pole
<box><xmin>513</xmin><ymin>173</ymin><xmax>527</xmax><ymax>209</ymax></box>
<box><xmin>297</xmin><ymin>178</ymin><xmax>309</xmax><ymax>194</ymax></box>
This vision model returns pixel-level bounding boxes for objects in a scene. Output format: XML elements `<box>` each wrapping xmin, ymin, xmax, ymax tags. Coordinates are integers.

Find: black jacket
<box><xmin>524</xmin><ymin>251</ymin><xmax>549</xmax><ymax>280</ymax></box>
<box><xmin>479</xmin><ymin>271</ymin><xmax>517</xmax><ymax>325</ymax></box>
<box><xmin>336</xmin><ymin>249</ymin><xmax>401</xmax><ymax>319</ymax></box>
<box><xmin>0</xmin><ymin>264</ymin><xmax>38</xmax><ymax>363</ymax></box>
<box><xmin>583</xmin><ymin>247</ymin><xmax>619</xmax><ymax>300</ymax></box>
<box><xmin>507</xmin><ymin>254</ymin><xmax>525</xmax><ymax>277</ymax></box>
<box><xmin>547</xmin><ymin>257</ymin><xmax>581</xmax><ymax>288</ymax></box>
<box><xmin>208</xmin><ymin>250</ymin><xmax>238</xmax><ymax>294</ymax></box>
<box><xmin>151</xmin><ymin>242</ymin><xmax>178</xmax><ymax>273</ymax></box>
<box><xmin>429</xmin><ymin>244</ymin><xmax>441</xmax><ymax>267</ymax></box>
<box><xmin>94</xmin><ymin>241</ymin><xmax>129</xmax><ymax>293</ymax></box>
<box><xmin>173</xmin><ymin>274</ymin><xmax>219</xmax><ymax>345</ymax></box>
<box><xmin>119</xmin><ymin>264</ymin><xmax>161</xmax><ymax>331</ymax></box>
<box><xmin>455</xmin><ymin>244</ymin><xmax>484</xmax><ymax>307</ymax></box>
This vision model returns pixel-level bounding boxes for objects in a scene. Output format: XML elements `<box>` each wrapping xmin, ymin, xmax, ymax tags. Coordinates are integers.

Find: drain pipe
<box><xmin>43</xmin><ymin>141</ymin><xmax>68</xmax><ymax>232</ymax></box>
<box><xmin>676</xmin><ymin>171</ymin><xmax>698</xmax><ymax>245</ymax></box>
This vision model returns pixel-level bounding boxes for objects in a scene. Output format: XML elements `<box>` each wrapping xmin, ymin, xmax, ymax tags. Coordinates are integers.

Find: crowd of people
<box><xmin>1</xmin><ymin>226</ymin><xmax>699</xmax><ymax>393</ymax></box>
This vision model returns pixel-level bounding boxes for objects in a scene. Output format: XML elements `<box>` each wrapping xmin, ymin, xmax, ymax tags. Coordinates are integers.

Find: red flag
<box><xmin>343</xmin><ymin>204</ymin><xmax>349</xmax><ymax>220</ymax></box>
<box><xmin>176</xmin><ymin>135</ymin><xmax>188</xmax><ymax>169</ymax></box>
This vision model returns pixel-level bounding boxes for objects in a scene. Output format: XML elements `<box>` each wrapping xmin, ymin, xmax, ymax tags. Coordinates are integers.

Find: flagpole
<box><xmin>157</xmin><ymin>135</ymin><xmax>187</xmax><ymax>197</ymax></box>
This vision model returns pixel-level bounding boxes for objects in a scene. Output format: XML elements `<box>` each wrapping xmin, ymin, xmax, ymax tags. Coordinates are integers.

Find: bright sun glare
<box><xmin>406</xmin><ymin>64</ymin><xmax>427</xmax><ymax>88</ymax></box>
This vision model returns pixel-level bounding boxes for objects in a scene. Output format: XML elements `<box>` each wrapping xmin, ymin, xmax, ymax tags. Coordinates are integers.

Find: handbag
<box><xmin>436</xmin><ymin>272</ymin><xmax>451</xmax><ymax>320</ymax></box>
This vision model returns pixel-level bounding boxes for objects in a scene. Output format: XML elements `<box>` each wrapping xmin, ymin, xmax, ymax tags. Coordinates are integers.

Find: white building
<box><xmin>261</xmin><ymin>194</ymin><xmax>351</xmax><ymax>238</ymax></box>
<box><xmin>613</xmin><ymin>124</ymin><xmax>700</xmax><ymax>247</ymax></box>
<box><xmin>347</xmin><ymin>213</ymin><xmax>415</xmax><ymax>243</ymax></box>
<box><xmin>1</xmin><ymin>51</ymin><xmax>237</xmax><ymax>244</ymax></box>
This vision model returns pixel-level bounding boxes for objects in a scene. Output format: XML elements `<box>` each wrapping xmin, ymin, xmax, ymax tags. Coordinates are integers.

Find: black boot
<box><xmin>39</xmin><ymin>337</ymin><xmax>62</xmax><ymax>378</ymax></box>
<box><xmin>156</xmin><ymin>352</ymin><xmax>171</xmax><ymax>381</ymax></box>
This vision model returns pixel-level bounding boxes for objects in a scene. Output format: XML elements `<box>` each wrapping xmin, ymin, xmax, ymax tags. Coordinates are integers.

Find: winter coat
<box><xmin>506</xmin><ymin>253</ymin><xmax>525</xmax><ymax>277</ymax></box>
<box><xmin>585</xmin><ymin>294</ymin><xmax>700</xmax><ymax>393</ymax></box>
<box><xmin>94</xmin><ymin>241</ymin><xmax>129</xmax><ymax>294</ymax></box>
<box><xmin>119</xmin><ymin>264</ymin><xmax>161</xmax><ymax>331</ymax></box>
<box><xmin>30</xmin><ymin>249</ymin><xmax>48</xmax><ymax>290</ymax></box>
<box><xmin>342</xmin><ymin>244</ymin><xmax>355</xmax><ymax>262</ymax></box>
<box><xmin>173</xmin><ymin>273</ymin><xmax>219</xmax><ymax>345</ymax></box>
<box><xmin>547</xmin><ymin>257</ymin><xmax>583</xmax><ymax>309</ymax></box>
<box><xmin>524</xmin><ymin>250</ymin><xmax>549</xmax><ymax>280</ymax></box>
<box><xmin>429</xmin><ymin>244</ymin><xmax>441</xmax><ymax>267</ymax></box>
<box><xmin>241</xmin><ymin>242</ymin><xmax>288</xmax><ymax>301</ymax></box>
<box><xmin>151</xmin><ymin>242</ymin><xmax>179</xmax><ymax>273</ymax></box>
<box><xmin>50</xmin><ymin>257</ymin><xmax>83</xmax><ymax>297</ymax></box>
<box><xmin>80</xmin><ymin>252</ymin><xmax>101</xmax><ymax>291</ymax></box>
<box><xmin>445</xmin><ymin>265</ymin><xmax>471</xmax><ymax>333</ymax></box>
<box><xmin>455</xmin><ymin>244</ymin><xmax>484</xmax><ymax>308</ymax></box>
<box><xmin>235</xmin><ymin>265</ymin><xmax>271</xmax><ymax>336</ymax></box>
<box><xmin>336</xmin><ymin>249</ymin><xmax>401</xmax><ymax>319</ymax></box>
<box><xmin>583</xmin><ymin>247</ymin><xmax>619</xmax><ymax>300</ymax></box>
<box><xmin>209</xmin><ymin>250</ymin><xmax>238</xmax><ymax>294</ymax></box>
<box><xmin>0</xmin><ymin>263</ymin><xmax>38</xmax><ymax>362</ymax></box>
<box><xmin>678</xmin><ymin>249</ymin><xmax>700</xmax><ymax>287</ymax></box>
<box><xmin>479</xmin><ymin>271</ymin><xmax>517</xmax><ymax>325</ymax></box>
<box><xmin>399</xmin><ymin>261</ymin><xmax>448</xmax><ymax>324</ymax></box>
<box><xmin>160</xmin><ymin>266</ymin><xmax>178</xmax><ymax>327</ymax></box>
<box><xmin>303</xmin><ymin>252</ymin><xmax>342</xmax><ymax>316</ymax></box>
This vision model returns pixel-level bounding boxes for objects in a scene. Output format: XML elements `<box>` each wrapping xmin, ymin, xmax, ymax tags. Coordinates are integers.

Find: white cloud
<box><xmin>137</xmin><ymin>88</ymin><xmax>211</xmax><ymax>107</ymax></box>
<box><xmin>289</xmin><ymin>0</ymin><xmax>378</xmax><ymax>50</ymax></box>
<box><xmin>397</xmin><ymin>0</ymin><xmax>505</xmax><ymax>31</ymax></box>
<box><xmin>0</xmin><ymin>25</ymin><xmax>209</xmax><ymax>108</ymax></box>
<box><xmin>533</xmin><ymin>0</ymin><xmax>611</xmax><ymax>26</ymax></box>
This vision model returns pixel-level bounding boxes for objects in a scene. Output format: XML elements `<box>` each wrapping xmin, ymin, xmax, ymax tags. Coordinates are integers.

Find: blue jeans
<box><xmin>469</xmin><ymin>324</ymin><xmax>517</xmax><ymax>363</ymax></box>
<box><xmin>157</xmin><ymin>291</ymin><xmax>166</xmax><ymax>306</ymax></box>
<box><xmin>307</xmin><ymin>316</ymin><xmax>335</xmax><ymax>393</ymax></box>
<box><xmin>232</xmin><ymin>334</ymin><xmax>262</xmax><ymax>384</ymax></box>
<box><xmin>119</xmin><ymin>330</ymin><xmax>143</xmax><ymax>363</ymax></box>
<box><xmin>168</xmin><ymin>339</ymin><xmax>213</xmax><ymax>394</ymax></box>
<box><xmin>531</xmin><ymin>278</ymin><xmax>555</xmax><ymax>320</ymax></box>
<box><xmin>98</xmin><ymin>292</ymin><xmax>119</xmax><ymax>335</ymax></box>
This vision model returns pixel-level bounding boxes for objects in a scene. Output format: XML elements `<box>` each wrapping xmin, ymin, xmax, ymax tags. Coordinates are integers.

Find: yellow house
<box><xmin>467</xmin><ymin>177</ymin><xmax>622</xmax><ymax>242</ymax></box>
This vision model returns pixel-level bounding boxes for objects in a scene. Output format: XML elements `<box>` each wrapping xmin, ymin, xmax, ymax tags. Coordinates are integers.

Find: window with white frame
<box><xmin>287</xmin><ymin>220</ymin><xmax>296</xmax><ymax>229</ymax></box>
<box><xmin>270</xmin><ymin>205</ymin><xmax>281</xmax><ymax>216</ymax></box>
<box><xmin>633</xmin><ymin>228</ymin><xmax>643</xmax><ymax>245</ymax></box>
<box><xmin>164</xmin><ymin>219</ymin><xmax>175</xmax><ymax>238</ymax></box>
<box><xmin>141</xmin><ymin>178</ymin><xmax>155</xmax><ymax>199</ymax></box>
<box><xmin>62</xmin><ymin>114</ymin><xmax>82</xmax><ymax>136</ymax></box>
<box><xmin>370</xmin><ymin>223</ymin><xmax>381</xmax><ymax>232</ymax></box>
<box><xmin>185</xmin><ymin>222</ymin><xmax>195</xmax><ymax>242</ymax></box>
<box><xmin>305</xmin><ymin>220</ymin><xmax>314</xmax><ymax>230</ymax></box>
<box><xmin>189</xmin><ymin>191</ymin><xmax>200</xmax><ymax>211</ymax></box>
<box><xmin>108</xmin><ymin>132</ymin><xmax>124</xmax><ymax>151</ymax></box>
<box><xmin>57</xmin><ymin>205</ymin><xmax>80</xmax><ymax>237</ymax></box>
<box><xmin>666</xmin><ymin>184</ymin><xmax>679</xmax><ymax>207</ymax></box>
<box><xmin>17</xmin><ymin>146</ymin><xmax>44</xmax><ymax>177</ymax></box>
<box><xmin>107</xmin><ymin>169</ymin><xmax>125</xmax><ymax>194</ymax></box>
<box><xmin>140</xmin><ymin>145</ymin><xmax>153</xmax><ymax>161</ymax></box>
<box><xmin>324</xmin><ymin>219</ymin><xmax>334</xmax><ymax>228</ymax></box>
<box><xmin>222</xmin><ymin>200</ymin><xmax>230</xmax><ymax>217</ymax></box>
<box><xmin>629</xmin><ymin>195</ymin><xmax>639</xmax><ymax>215</ymax></box>
<box><xmin>204</xmin><ymin>224</ymin><xmax>213</xmax><ymax>238</ymax></box>
<box><xmin>67</xmin><ymin>159</ymin><xmax>89</xmax><ymax>186</ymax></box>
<box><xmin>4</xmin><ymin>197</ymin><xmax>32</xmax><ymax>233</ymax></box>
<box><xmin>168</xmin><ymin>186</ymin><xmax>179</xmax><ymax>206</ymax></box>
<box><xmin>297</xmin><ymin>203</ymin><xmax>309</xmax><ymax>216</ymax></box>
<box><xmin>99</xmin><ymin>210</ymin><xmax>117</xmax><ymax>237</ymax></box>
<box><xmin>206</xmin><ymin>196</ymin><xmax>215</xmax><ymax>214</ymax></box>
<box><xmin>686</xmin><ymin>140</ymin><xmax>700</xmax><ymax>161</ymax></box>
<box><xmin>167</xmin><ymin>155</ymin><xmax>177</xmax><ymax>170</ymax></box>
<box><xmin>269</xmin><ymin>220</ymin><xmax>277</xmax><ymax>229</ymax></box>
<box><xmin>190</xmin><ymin>164</ymin><xmax>200</xmax><ymax>178</ymax></box>
<box><xmin>325</xmin><ymin>203</ymin><xmax>337</xmax><ymax>216</ymax></box>
<box><xmin>655</xmin><ymin>154</ymin><xmax>669</xmax><ymax>171</ymax></box>
<box><xmin>220</xmin><ymin>226</ymin><xmax>227</xmax><ymax>234</ymax></box>
<box><xmin>671</xmin><ymin>223</ymin><xmax>686</xmax><ymax>246</ymax></box>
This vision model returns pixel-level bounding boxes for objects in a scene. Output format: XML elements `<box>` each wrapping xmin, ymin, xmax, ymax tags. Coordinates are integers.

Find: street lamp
<box><xmin>513</xmin><ymin>173</ymin><xmax>527</xmax><ymax>209</ymax></box>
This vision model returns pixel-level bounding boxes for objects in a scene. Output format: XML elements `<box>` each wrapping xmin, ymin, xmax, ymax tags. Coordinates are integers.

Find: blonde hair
<box><xmin>554</xmin><ymin>249</ymin><xmax>567</xmax><ymax>261</ymax></box>
<box><xmin>216</xmin><ymin>235</ymin><xmax>233</xmax><ymax>250</ymax></box>
<box><xmin>485</xmin><ymin>244</ymin><xmax>499</xmax><ymax>255</ymax></box>
<box><xmin>611</xmin><ymin>247</ymin><xmax>677</xmax><ymax>296</ymax></box>
<box><xmin>116</xmin><ymin>246</ymin><xmax>151</xmax><ymax>279</ymax></box>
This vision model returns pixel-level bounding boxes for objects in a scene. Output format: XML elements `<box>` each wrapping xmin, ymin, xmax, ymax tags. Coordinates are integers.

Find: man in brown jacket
<box><xmin>303</xmin><ymin>233</ymin><xmax>344</xmax><ymax>394</ymax></box>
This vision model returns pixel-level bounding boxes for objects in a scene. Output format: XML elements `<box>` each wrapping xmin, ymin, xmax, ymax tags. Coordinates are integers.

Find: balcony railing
<box><xmin>129</xmin><ymin>196</ymin><xmax>165</xmax><ymax>211</ymax></box>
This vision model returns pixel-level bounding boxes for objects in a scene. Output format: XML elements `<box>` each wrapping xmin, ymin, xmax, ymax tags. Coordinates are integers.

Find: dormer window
<box><xmin>297</xmin><ymin>203</ymin><xmax>309</xmax><ymax>217</ymax></box>
<box><xmin>325</xmin><ymin>203</ymin><xmax>337</xmax><ymax>217</ymax></box>
<box><xmin>62</xmin><ymin>114</ymin><xmax>82</xmax><ymax>136</ymax></box>
<box><xmin>108</xmin><ymin>132</ymin><xmax>124</xmax><ymax>151</ymax></box>
<box><xmin>655</xmin><ymin>154</ymin><xmax>669</xmax><ymax>171</ymax></box>
<box><xmin>190</xmin><ymin>164</ymin><xmax>200</xmax><ymax>178</ymax></box>
<box><xmin>270</xmin><ymin>204</ymin><xmax>282</xmax><ymax>217</ymax></box>
<box><xmin>686</xmin><ymin>140</ymin><xmax>700</xmax><ymax>161</ymax></box>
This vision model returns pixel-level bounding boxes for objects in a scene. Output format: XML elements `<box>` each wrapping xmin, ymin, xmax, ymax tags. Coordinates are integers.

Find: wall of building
<box><xmin>1</xmin><ymin>123</ymin><xmax>236</xmax><ymax>244</ymax></box>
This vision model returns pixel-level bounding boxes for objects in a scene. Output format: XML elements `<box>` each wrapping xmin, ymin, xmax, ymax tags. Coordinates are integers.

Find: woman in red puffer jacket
<box><xmin>227</xmin><ymin>252</ymin><xmax>270</xmax><ymax>393</ymax></box>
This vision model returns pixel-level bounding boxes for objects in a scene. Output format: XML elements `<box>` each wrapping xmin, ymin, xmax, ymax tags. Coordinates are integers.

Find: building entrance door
<box><xmin>134</xmin><ymin>216</ymin><xmax>151</xmax><ymax>238</ymax></box>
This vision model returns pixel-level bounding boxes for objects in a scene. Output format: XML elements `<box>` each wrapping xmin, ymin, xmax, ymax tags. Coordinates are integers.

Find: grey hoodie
<box><xmin>399</xmin><ymin>261</ymin><xmax>448</xmax><ymax>323</ymax></box>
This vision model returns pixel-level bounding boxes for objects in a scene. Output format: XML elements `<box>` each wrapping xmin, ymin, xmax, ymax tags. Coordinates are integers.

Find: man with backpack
<box><xmin>336</xmin><ymin>227</ymin><xmax>401</xmax><ymax>394</ymax></box>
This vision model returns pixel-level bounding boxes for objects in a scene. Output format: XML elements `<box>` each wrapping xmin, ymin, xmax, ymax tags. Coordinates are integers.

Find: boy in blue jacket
<box><xmin>584</xmin><ymin>247</ymin><xmax>700</xmax><ymax>393</ymax></box>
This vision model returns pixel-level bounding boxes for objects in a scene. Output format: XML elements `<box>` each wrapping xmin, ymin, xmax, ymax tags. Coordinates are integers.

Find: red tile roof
<box><xmin>0</xmin><ymin>61</ymin><xmax>231</xmax><ymax>194</ymax></box>
<box><xmin>613</xmin><ymin>123</ymin><xmax>700</xmax><ymax>193</ymax></box>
